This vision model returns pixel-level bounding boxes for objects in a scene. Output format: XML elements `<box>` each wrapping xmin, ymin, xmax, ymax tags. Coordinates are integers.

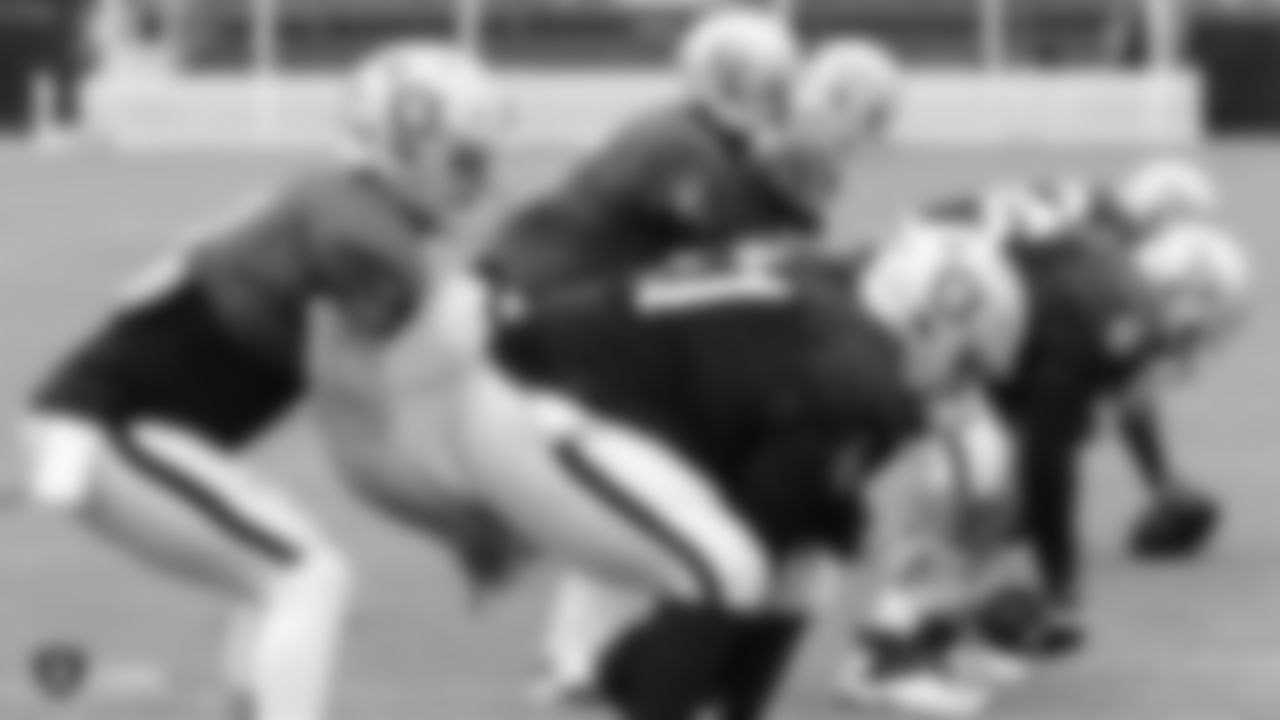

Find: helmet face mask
<box><xmin>344</xmin><ymin>43</ymin><xmax>507</xmax><ymax>217</ymax></box>
<box><xmin>777</xmin><ymin>38</ymin><xmax>901</xmax><ymax>205</ymax></box>
<box><xmin>1121</xmin><ymin>221</ymin><xmax>1249</xmax><ymax>403</ymax></box>
<box><xmin>678</xmin><ymin>8</ymin><xmax>800</xmax><ymax>143</ymax></box>
<box><xmin>861</xmin><ymin>225</ymin><xmax>1027</xmax><ymax>397</ymax></box>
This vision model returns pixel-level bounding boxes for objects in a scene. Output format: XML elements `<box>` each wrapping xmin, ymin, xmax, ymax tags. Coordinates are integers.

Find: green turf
<box><xmin>0</xmin><ymin>144</ymin><xmax>1274</xmax><ymax>719</ymax></box>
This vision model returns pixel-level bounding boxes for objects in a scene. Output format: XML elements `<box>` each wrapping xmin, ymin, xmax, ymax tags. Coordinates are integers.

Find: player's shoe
<box><xmin>949</xmin><ymin>641</ymin><xmax>1032</xmax><ymax>689</ymax></box>
<box><xmin>833</xmin><ymin>651</ymin><xmax>990</xmax><ymax>719</ymax></box>
<box><xmin>1129</xmin><ymin>485</ymin><xmax>1221</xmax><ymax>560</ymax></box>
<box><xmin>525</xmin><ymin>670</ymin><xmax>605</xmax><ymax>710</ymax></box>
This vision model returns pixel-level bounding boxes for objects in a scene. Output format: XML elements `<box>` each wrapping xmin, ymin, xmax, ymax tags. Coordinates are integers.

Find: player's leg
<box><xmin>456</xmin><ymin>371</ymin><xmax>769</xmax><ymax>610</ymax></box>
<box><xmin>713</xmin><ymin>551</ymin><xmax>840</xmax><ymax>720</ymax></box>
<box><xmin>22</xmin><ymin>414</ymin><xmax>352</xmax><ymax>720</ymax></box>
<box><xmin>533</xmin><ymin>571</ymin><xmax>652</xmax><ymax>704</ymax></box>
<box><xmin>453</xmin><ymin>371</ymin><xmax>770</xmax><ymax>720</ymax></box>
<box><xmin>839</xmin><ymin>433</ymin><xmax>1015</xmax><ymax>719</ymax></box>
<box><xmin>1117</xmin><ymin>403</ymin><xmax>1220</xmax><ymax>559</ymax></box>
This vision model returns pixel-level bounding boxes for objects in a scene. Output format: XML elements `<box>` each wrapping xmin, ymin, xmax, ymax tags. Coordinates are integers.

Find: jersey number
<box><xmin>636</xmin><ymin>269</ymin><xmax>789</xmax><ymax>315</ymax></box>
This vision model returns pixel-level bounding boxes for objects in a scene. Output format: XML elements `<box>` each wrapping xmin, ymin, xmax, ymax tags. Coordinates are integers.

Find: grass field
<box><xmin>0</xmin><ymin>144</ymin><xmax>1275</xmax><ymax>720</ymax></box>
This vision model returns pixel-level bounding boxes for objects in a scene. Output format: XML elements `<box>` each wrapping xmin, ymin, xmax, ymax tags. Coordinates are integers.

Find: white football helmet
<box><xmin>793</xmin><ymin>37</ymin><xmax>901</xmax><ymax>156</ymax></box>
<box><xmin>861</xmin><ymin>223</ymin><xmax>1028</xmax><ymax>393</ymax></box>
<box><xmin>677</xmin><ymin>7</ymin><xmax>800</xmax><ymax>141</ymax></box>
<box><xmin>767</xmin><ymin>38</ymin><xmax>900</xmax><ymax>208</ymax></box>
<box><xmin>1133</xmin><ymin>220</ymin><xmax>1250</xmax><ymax>350</ymax></box>
<box><xmin>979</xmin><ymin>180</ymin><xmax>1093</xmax><ymax>243</ymax></box>
<box><xmin>1115</xmin><ymin>158</ymin><xmax>1218</xmax><ymax>228</ymax></box>
<box><xmin>342</xmin><ymin>42</ymin><xmax>508</xmax><ymax>187</ymax></box>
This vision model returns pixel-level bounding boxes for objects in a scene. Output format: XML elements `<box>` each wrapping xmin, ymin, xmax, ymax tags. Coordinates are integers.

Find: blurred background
<box><xmin>0</xmin><ymin>6</ymin><xmax>1277</xmax><ymax>720</ymax></box>
<box><xmin>1</xmin><ymin>0</ymin><xmax>1280</xmax><ymax>148</ymax></box>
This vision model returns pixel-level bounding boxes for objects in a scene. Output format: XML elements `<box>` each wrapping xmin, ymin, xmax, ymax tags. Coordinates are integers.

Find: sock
<box><xmin>543</xmin><ymin>575</ymin><xmax>649</xmax><ymax>687</ymax></box>
<box><xmin>715</xmin><ymin>614</ymin><xmax>806</xmax><ymax>720</ymax></box>
<box><xmin>228</xmin><ymin>558</ymin><xmax>352</xmax><ymax>720</ymax></box>
<box><xmin>602</xmin><ymin>604</ymin><xmax>736</xmax><ymax>720</ymax></box>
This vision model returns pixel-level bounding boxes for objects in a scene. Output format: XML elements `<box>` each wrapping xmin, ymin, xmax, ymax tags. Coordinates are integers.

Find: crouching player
<box><xmin>949</xmin><ymin>160</ymin><xmax>1226</xmax><ymax>560</ymax></box>
<box><xmin>11</xmin><ymin>43</ymin><xmax>510</xmax><ymax>720</ymax></box>
<box><xmin>835</xmin><ymin>179</ymin><xmax>1250</xmax><ymax>717</ymax></box>
<box><xmin>483</xmin><ymin>6</ymin><xmax>900</xmax><ymax>699</ymax></box>
<box><xmin>415</xmin><ymin>216</ymin><xmax>1026</xmax><ymax>720</ymax></box>
<box><xmin>1082</xmin><ymin>160</ymin><xmax>1227</xmax><ymax>560</ymax></box>
<box><xmin>489</xmin><ymin>8</ymin><xmax>807</xmax><ymax>698</ymax></box>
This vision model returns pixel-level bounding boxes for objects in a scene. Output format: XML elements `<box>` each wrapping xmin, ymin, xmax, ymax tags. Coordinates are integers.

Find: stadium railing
<box><xmin>82</xmin><ymin>0</ymin><xmax>1199</xmax><ymax>147</ymax></box>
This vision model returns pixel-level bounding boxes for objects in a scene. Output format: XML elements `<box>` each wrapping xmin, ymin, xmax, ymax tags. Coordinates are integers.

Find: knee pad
<box><xmin>707</xmin><ymin>533</ymin><xmax>770</xmax><ymax>612</ymax></box>
<box><xmin>266</xmin><ymin>543</ymin><xmax>354</xmax><ymax>611</ymax></box>
<box><xmin>20</xmin><ymin>415</ymin><xmax>104</xmax><ymax>511</ymax></box>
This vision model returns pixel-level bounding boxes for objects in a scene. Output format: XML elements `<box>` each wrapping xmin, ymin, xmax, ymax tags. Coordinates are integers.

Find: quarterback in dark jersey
<box><xmin>482</xmin><ymin>9</ymin><xmax>811</xmax><ymax>304</ymax></box>
<box><xmin>510</xmin><ymin>27</ymin><xmax>907</xmax><ymax>706</ymax></box>
<box><xmin>504</xmin><ymin>8</ymin><xmax>809</xmax><ymax>701</ymax></box>
<box><xmin>16</xmin><ymin>44</ymin><xmax>508</xmax><ymax>720</ymax></box>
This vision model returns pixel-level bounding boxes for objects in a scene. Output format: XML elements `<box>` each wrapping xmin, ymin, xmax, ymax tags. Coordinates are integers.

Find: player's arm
<box><xmin>927</xmin><ymin>390</ymin><xmax>1013</xmax><ymax>525</ymax></box>
<box><xmin>585</xmin><ymin>122</ymin><xmax>723</xmax><ymax>231</ymax></box>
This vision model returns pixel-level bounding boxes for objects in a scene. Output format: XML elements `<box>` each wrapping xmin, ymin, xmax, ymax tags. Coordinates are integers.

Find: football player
<box><xmin>11</xmin><ymin>43</ymin><xmax>510</xmax><ymax>720</ymax></box>
<box><xmin>481</xmin><ymin>5</ymin><xmax>810</xmax><ymax>303</ymax></box>
<box><xmin>999</xmin><ymin>160</ymin><xmax>1224</xmax><ymax>560</ymax></box>
<box><xmin>407</xmin><ymin>216</ymin><xmax>1024</xmax><ymax>720</ymax></box>
<box><xmin>835</xmin><ymin>182</ymin><xmax>1249</xmax><ymax>718</ymax></box>
<box><xmin>1098</xmin><ymin>160</ymin><xmax>1225</xmax><ymax>560</ymax></box>
<box><xmin>919</xmin><ymin>159</ymin><xmax>1226</xmax><ymax>561</ymax></box>
<box><xmin>509</xmin><ymin>32</ymin><xmax>904</xmax><ymax>703</ymax></box>
<box><xmin>497</xmin><ymin>8</ymin><xmax>805</xmax><ymax>698</ymax></box>
<box><xmin>995</xmin><ymin>217</ymin><xmax>1249</xmax><ymax>647</ymax></box>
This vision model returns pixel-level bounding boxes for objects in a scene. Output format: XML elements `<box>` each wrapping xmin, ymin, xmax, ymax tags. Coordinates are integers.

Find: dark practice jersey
<box><xmin>482</xmin><ymin>102</ymin><xmax>817</xmax><ymax>300</ymax></box>
<box><xmin>33</xmin><ymin>165</ymin><xmax>439</xmax><ymax>446</ymax></box>
<box><xmin>994</xmin><ymin>230</ymin><xmax>1154</xmax><ymax>438</ymax></box>
<box><xmin>926</xmin><ymin>183</ymin><xmax>1167</xmax><ymax>598</ymax></box>
<box><xmin>186</xmin><ymin>166</ymin><xmax>437</xmax><ymax>371</ymax></box>
<box><xmin>496</xmin><ymin>256</ymin><xmax>924</xmax><ymax>554</ymax></box>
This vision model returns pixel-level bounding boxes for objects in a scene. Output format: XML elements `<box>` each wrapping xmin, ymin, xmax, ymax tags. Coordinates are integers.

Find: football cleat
<box><xmin>949</xmin><ymin>641</ymin><xmax>1032</xmax><ymax>689</ymax></box>
<box><xmin>1130</xmin><ymin>486</ymin><xmax>1222</xmax><ymax>560</ymax></box>
<box><xmin>834</xmin><ymin>652</ymin><xmax>990</xmax><ymax>720</ymax></box>
<box><xmin>526</xmin><ymin>671</ymin><xmax>605</xmax><ymax>710</ymax></box>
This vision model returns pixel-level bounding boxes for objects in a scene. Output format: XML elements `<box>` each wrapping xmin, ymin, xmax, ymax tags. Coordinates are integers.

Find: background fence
<box><xmin>110</xmin><ymin>0</ymin><xmax>1186</xmax><ymax>73</ymax></box>
<box><xmin>70</xmin><ymin>0</ymin><xmax>1218</xmax><ymax>147</ymax></box>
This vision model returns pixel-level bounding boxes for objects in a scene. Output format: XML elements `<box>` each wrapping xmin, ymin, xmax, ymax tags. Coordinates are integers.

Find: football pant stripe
<box><xmin>109</xmin><ymin>425</ymin><xmax>299</xmax><ymax>565</ymax></box>
<box><xmin>554</xmin><ymin>438</ymin><xmax>722</xmax><ymax>605</ymax></box>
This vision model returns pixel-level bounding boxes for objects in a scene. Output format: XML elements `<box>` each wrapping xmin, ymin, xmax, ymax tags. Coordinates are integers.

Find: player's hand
<box><xmin>446</xmin><ymin>503</ymin><xmax>531</xmax><ymax>606</ymax></box>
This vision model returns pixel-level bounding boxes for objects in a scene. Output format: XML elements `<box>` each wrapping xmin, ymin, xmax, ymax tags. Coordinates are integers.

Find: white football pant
<box><xmin>407</xmin><ymin>270</ymin><xmax>770</xmax><ymax>612</ymax></box>
<box><xmin>22</xmin><ymin>414</ymin><xmax>351</xmax><ymax>720</ymax></box>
